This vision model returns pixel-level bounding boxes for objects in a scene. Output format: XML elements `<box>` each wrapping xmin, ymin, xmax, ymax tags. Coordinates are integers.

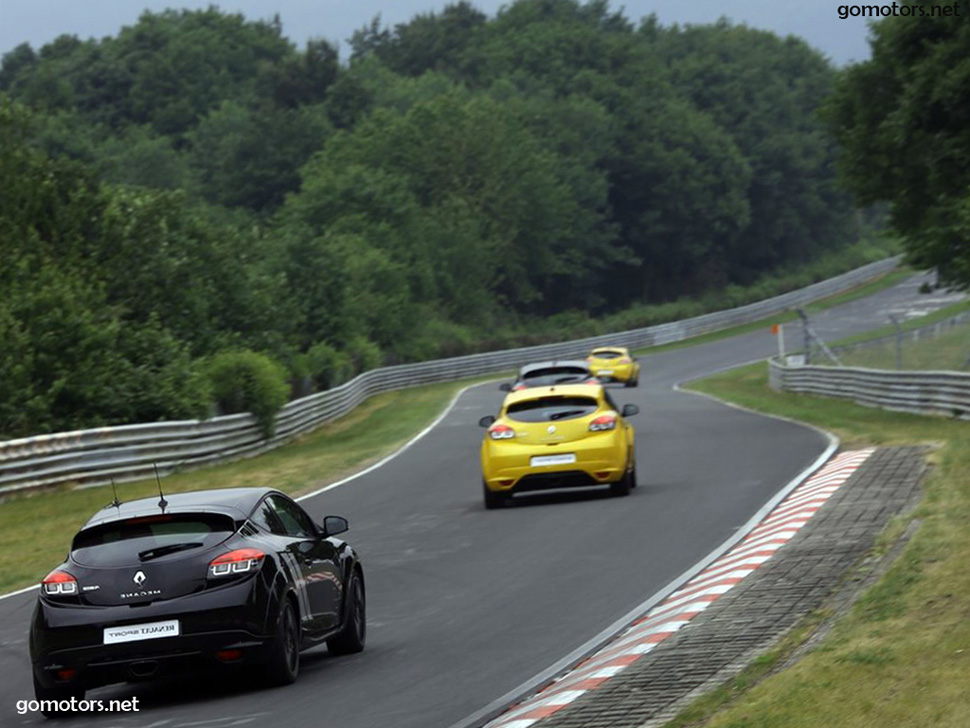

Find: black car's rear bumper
<box><xmin>31</xmin><ymin>577</ymin><xmax>279</xmax><ymax>690</ymax></box>
<box><xmin>34</xmin><ymin>629</ymin><xmax>274</xmax><ymax>689</ymax></box>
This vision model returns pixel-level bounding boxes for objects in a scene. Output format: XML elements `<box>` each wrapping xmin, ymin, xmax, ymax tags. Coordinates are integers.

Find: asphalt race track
<box><xmin>0</xmin><ymin>272</ymin><xmax>960</xmax><ymax>728</ymax></box>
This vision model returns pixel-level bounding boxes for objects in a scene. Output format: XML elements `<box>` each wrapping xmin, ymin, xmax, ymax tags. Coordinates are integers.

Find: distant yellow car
<box><xmin>478</xmin><ymin>384</ymin><xmax>638</xmax><ymax>509</ymax></box>
<box><xmin>586</xmin><ymin>346</ymin><xmax>640</xmax><ymax>387</ymax></box>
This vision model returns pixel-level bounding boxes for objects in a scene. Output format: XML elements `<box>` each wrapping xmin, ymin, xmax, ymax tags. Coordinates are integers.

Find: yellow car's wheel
<box><xmin>610</xmin><ymin>460</ymin><xmax>635</xmax><ymax>497</ymax></box>
<box><xmin>483</xmin><ymin>480</ymin><xmax>511</xmax><ymax>510</ymax></box>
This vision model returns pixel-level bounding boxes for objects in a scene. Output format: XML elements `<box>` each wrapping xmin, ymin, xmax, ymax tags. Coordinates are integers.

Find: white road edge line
<box><xmin>295</xmin><ymin>379</ymin><xmax>496</xmax><ymax>503</ymax></box>
<box><xmin>449</xmin><ymin>358</ymin><xmax>839</xmax><ymax>728</ymax></box>
<box><xmin>0</xmin><ymin>584</ymin><xmax>38</xmax><ymax>601</ymax></box>
<box><xmin>0</xmin><ymin>378</ymin><xmax>501</xmax><ymax>603</ymax></box>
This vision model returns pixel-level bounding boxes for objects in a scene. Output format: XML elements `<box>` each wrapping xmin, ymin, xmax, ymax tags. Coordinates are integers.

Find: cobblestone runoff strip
<box><xmin>490</xmin><ymin>447</ymin><xmax>926</xmax><ymax>728</ymax></box>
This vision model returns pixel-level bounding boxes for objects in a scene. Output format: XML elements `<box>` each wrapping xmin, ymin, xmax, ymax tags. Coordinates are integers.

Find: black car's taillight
<box><xmin>41</xmin><ymin>569</ymin><xmax>78</xmax><ymax>596</ymax></box>
<box><xmin>208</xmin><ymin>548</ymin><xmax>265</xmax><ymax>578</ymax></box>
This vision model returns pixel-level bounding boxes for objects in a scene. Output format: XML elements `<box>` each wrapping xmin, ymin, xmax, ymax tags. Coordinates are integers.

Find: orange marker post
<box><xmin>771</xmin><ymin>323</ymin><xmax>785</xmax><ymax>361</ymax></box>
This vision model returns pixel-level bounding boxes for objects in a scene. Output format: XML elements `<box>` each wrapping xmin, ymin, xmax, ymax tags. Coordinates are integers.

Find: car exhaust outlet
<box><xmin>129</xmin><ymin>661</ymin><xmax>158</xmax><ymax>678</ymax></box>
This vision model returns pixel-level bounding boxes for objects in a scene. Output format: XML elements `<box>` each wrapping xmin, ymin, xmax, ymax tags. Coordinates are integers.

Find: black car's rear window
<box><xmin>592</xmin><ymin>351</ymin><xmax>624</xmax><ymax>359</ymax></box>
<box><xmin>506</xmin><ymin>396</ymin><xmax>599</xmax><ymax>423</ymax></box>
<box><xmin>72</xmin><ymin>513</ymin><xmax>235</xmax><ymax>567</ymax></box>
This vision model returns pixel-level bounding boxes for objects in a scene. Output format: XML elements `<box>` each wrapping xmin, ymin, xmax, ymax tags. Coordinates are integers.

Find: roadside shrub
<box><xmin>346</xmin><ymin>335</ymin><xmax>383</xmax><ymax>375</ymax></box>
<box><xmin>305</xmin><ymin>341</ymin><xmax>354</xmax><ymax>390</ymax></box>
<box><xmin>203</xmin><ymin>350</ymin><xmax>289</xmax><ymax>438</ymax></box>
<box><xmin>401</xmin><ymin>317</ymin><xmax>477</xmax><ymax>361</ymax></box>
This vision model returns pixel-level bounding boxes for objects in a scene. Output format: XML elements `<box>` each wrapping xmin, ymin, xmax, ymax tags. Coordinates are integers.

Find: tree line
<box><xmin>1</xmin><ymin>0</ymin><xmax>885</xmax><ymax>438</ymax></box>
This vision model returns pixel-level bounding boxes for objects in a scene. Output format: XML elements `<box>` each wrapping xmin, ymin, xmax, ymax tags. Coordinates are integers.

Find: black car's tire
<box><xmin>264</xmin><ymin>600</ymin><xmax>300</xmax><ymax>686</ymax></box>
<box><xmin>327</xmin><ymin>570</ymin><xmax>366</xmax><ymax>656</ymax></box>
<box><xmin>483</xmin><ymin>481</ymin><xmax>510</xmax><ymax>509</ymax></box>
<box><xmin>33</xmin><ymin>673</ymin><xmax>85</xmax><ymax>717</ymax></box>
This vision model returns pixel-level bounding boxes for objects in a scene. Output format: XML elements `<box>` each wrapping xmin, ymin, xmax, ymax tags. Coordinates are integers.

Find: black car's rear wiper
<box><xmin>553</xmin><ymin>376</ymin><xmax>582</xmax><ymax>384</ymax></box>
<box><xmin>138</xmin><ymin>542</ymin><xmax>204</xmax><ymax>562</ymax></box>
<box><xmin>549</xmin><ymin>409</ymin><xmax>589</xmax><ymax>421</ymax></box>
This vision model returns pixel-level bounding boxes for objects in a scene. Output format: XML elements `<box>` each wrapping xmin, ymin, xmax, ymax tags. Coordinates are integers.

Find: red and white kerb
<box><xmin>487</xmin><ymin>448</ymin><xmax>875</xmax><ymax>728</ymax></box>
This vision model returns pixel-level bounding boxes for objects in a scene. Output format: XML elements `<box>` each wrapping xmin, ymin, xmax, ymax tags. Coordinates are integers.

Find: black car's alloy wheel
<box><xmin>328</xmin><ymin>571</ymin><xmax>366</xmax><ymax>655</ymax></box>
<box><xmin>264</xmin><ymin>601</ymin><xmax>300</xmax><ymax>686</ymax></box>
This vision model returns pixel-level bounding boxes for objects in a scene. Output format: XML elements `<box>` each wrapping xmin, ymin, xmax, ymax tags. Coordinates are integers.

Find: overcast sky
<box><xmin>0</xmin><ymin>1</ymin><xmax>874</xmax><ymax>66</ymax></box>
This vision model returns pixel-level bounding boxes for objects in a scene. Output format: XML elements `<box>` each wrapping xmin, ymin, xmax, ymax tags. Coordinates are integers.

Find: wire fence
<box><xmin>771</xmin><ymin>304</ymin><xmax>970</xmax><ymax>417</ymax></box>
<box><xmin>829</xmin><ymin>310</ymin><xmax>970</xmax><ymax>371</ymax></box>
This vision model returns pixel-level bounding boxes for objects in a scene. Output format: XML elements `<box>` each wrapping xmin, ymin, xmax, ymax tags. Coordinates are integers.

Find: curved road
<box><xmin>0</xmin><ymin>272</ymin><xmax>959</xmax><ymax>728</ymax></box>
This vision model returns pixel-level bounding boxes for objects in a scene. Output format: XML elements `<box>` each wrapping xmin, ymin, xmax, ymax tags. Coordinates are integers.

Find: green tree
<box><xmin>655</xmin><ymin>21</ymin><xmax>854</xmax><ymax>278</ymax></box>
<box><xmin>825</xmin><ymin>1</ymin><xmax>970</xmax><ymax>286</ymax></box>
<box><xmin>188</xmin><ymin>100</ymin><xmax>332</xmax><ymax>210</ymax></box>
<box><xmin>350</xmin><ymin>2</ymin><xmax>487</xmax><ymax>77</ymax></box>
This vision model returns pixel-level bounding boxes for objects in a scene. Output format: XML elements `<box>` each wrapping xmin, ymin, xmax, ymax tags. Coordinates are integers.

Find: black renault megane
<box><xmin>29</xmin><ymin>487</ymin><xmax>365</xmax><ymax>709</ymax></box>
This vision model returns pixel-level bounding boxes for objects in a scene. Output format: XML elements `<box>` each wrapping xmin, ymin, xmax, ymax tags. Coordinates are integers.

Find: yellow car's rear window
<box><xmin>506</xmin><ymin>396</ymin><xmax>599</xmax><ymax>423</ymax></box>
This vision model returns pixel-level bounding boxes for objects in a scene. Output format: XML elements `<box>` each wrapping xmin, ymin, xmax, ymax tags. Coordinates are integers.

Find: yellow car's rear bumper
<box><xmin>589</xmin><ymin>361</ymin><xmax>637</xmax><ymax>383</ymax></box>
<box><xmin>482</xmin><ymin>433</ymin><xmax>629</xmax><ymax>492</ymax></box>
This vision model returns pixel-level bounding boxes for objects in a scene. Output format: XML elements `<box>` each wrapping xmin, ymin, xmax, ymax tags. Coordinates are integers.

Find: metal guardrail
<box><xmin>0</xmin><ymin>257</ymin><xmax>900</xmax><ymax>495</ymax></box>
<box><xmin>768</xmin><ymin>357</ymin><xmax>970</xmax><ymax>420</ymax></box>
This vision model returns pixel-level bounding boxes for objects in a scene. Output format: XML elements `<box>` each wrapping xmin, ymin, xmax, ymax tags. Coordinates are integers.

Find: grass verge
<box><xmin>674</xmin><ymin>363</ymin><xmax>970</xmax><ymax>728</ymax></box>
<box><xmin>0</xmin><ymin>375</ymin><xmax>504</xmax><ymax>594</ymax></box>
<box><xmin>840</xmin><ymin>313</ymin><xmax>970</xmax><ymax>371</ymax></box>
<box><xmin>834</xmin><ymin>298</ymin><xmax>970</xmax><ymax>348</ymax></box>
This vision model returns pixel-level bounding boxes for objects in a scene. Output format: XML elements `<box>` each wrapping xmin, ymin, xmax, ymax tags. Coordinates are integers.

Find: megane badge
<box><xmin>547</xmin><ymin>425</ymin><xmax>557</xmax><ymax>434</ymax></box>
<box><xmin>133</xmin><ymin>571</ymin><xmax>147</xmax><ymax>586</ymax></box>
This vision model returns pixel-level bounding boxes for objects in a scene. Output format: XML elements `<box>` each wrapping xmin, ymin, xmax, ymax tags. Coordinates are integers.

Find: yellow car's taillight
<box><xmin>488</xmin><ymin>424</ymin><xmax>516</xmax><ymax>440</ymax></box>
<box><xmin>588</xmin><ymin>414</ymin><xmax>617</xmax><ymax>432</ymax></box>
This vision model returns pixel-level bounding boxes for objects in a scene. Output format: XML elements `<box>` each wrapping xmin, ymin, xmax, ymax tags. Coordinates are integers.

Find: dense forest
<box><xmin>0</xmin><ymin>0</ymin><xmax>891</xmax><ymax>438</ymax></box>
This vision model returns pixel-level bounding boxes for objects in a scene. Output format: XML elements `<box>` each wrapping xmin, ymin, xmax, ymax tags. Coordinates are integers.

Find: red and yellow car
<box><xmin>478</xmin><ymin>384</ymin><xmax>638</xmax><ymax>509</ymax></box>
<box><xmin>585</xmin><ymin>346</ymin><xmax>640</xmax><ymax>387</ymax></box>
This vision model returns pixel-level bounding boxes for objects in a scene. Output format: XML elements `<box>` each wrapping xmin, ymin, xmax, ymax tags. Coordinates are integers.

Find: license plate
<box><xmin>104</xmin><ymin>619</ymin><xmax>180</xmax><ymax>645</ymax></box>
<box><xmin>599</xmin><ymin>370</ymin><xmax>614</xmax><ymax>375</ymax></box>
<box><xmin>531</xmin><ymin>453</ymin><xmax>577</xmax><ymax>467</ymax></box>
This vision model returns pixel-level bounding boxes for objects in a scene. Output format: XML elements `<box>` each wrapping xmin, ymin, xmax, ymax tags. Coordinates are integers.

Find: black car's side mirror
<box><xmin>621</xmin><ymin>404</ymin><xmax>640</xmax><ymax>417</ymax></box>
<box><xmin>499</xmin><ymin>383</ymin><xmax>512</xmax><ymax>392</ymax></box>
<box><xmin>479</xmin><ymin>415</ymin><xmax>496</xmax><ymax>428</ymax></box>
<box><xmin>322</xmin><ymin>515</ymin><xmax>349</xmax><ymax>538</ymax></box>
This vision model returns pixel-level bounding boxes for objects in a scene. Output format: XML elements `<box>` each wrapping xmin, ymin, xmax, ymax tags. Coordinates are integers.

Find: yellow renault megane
<box><xmin>586</xmin><ymin>346</ymin><xmax>640</xmax><ymax>387</ymax></box>
<box><xmin>478</xmin><ymin>384</ymin><xmax>638</xmax><ymax>509</ymax></box>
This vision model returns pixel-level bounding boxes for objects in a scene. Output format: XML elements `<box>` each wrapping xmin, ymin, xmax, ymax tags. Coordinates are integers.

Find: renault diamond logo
<box><xmin>133</xmin><ymin>571</ymin><xmax>147</xmax><ymax>587</ymax></box>
<box><xmin>547</xmin><ymin>425</ymin><xmax>557</xmax><ymax>434</ymax></box>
